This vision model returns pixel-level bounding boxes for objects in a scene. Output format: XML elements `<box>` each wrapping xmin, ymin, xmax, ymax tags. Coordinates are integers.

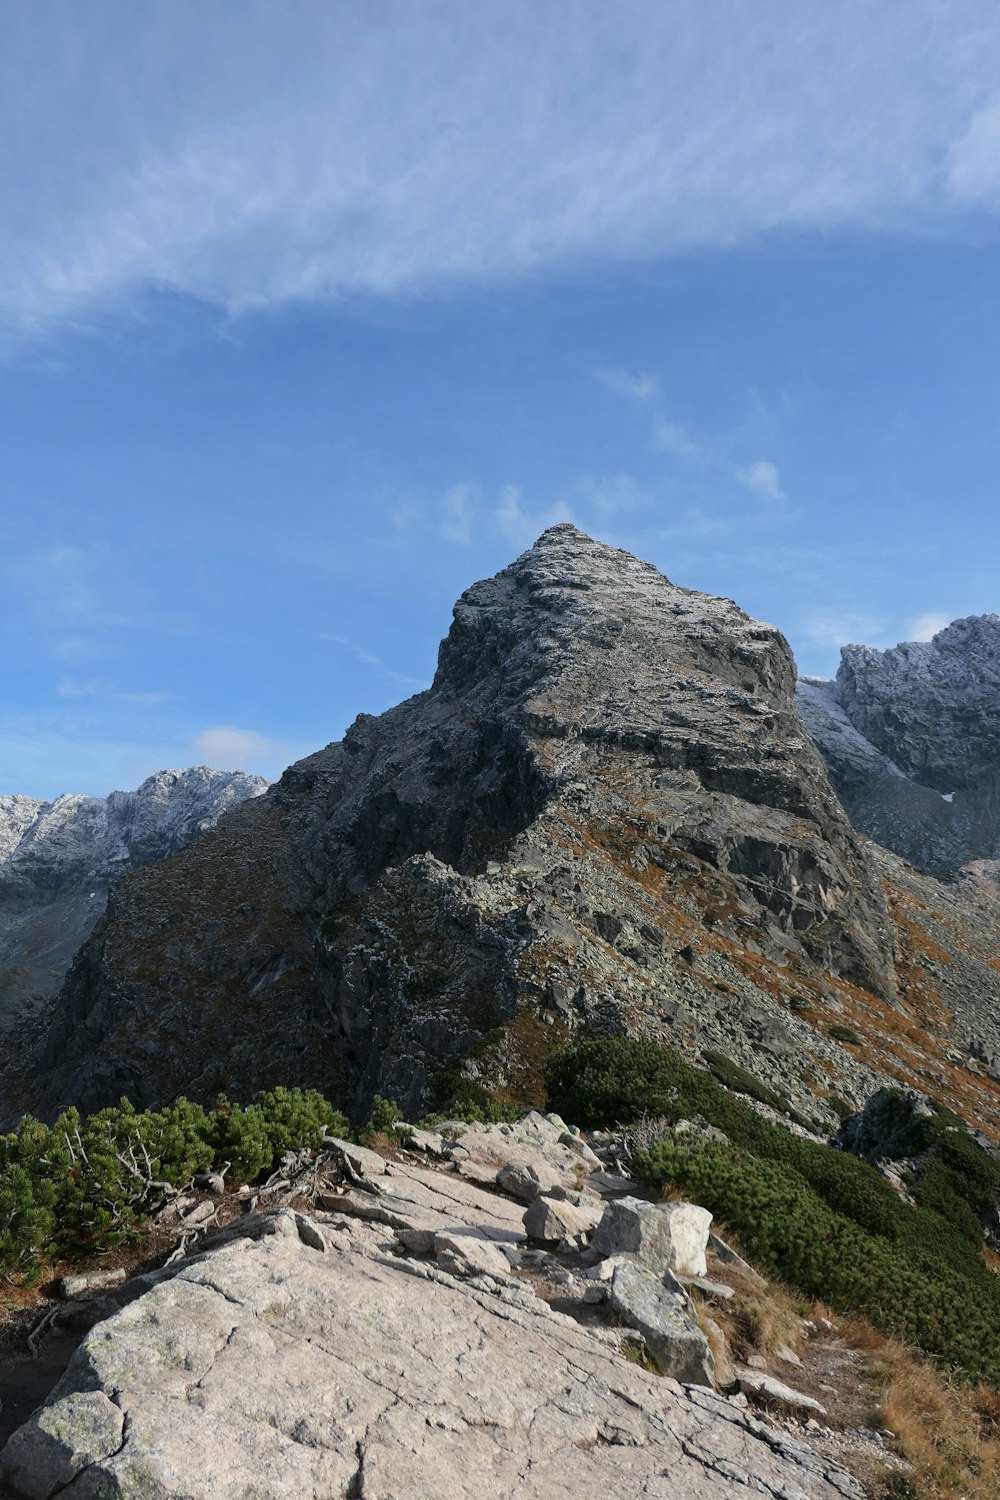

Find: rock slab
<box><xmin>609</xmin><ymin>1260</ymin><xmax>716</xmax><ymax>1387</ymax></box>
<box><xmin>0</xmin><ymin>1220</ymin><xmax>860</xmax><ymax>1499</ymax></box>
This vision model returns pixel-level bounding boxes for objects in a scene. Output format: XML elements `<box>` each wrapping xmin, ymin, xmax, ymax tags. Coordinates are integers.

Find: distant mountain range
<box><xmin>798</xmin><ymin>614</ymin><xmax>1000</xmax><ymax>879</ymax></box>
<box><xmin>0</xmin><ymin>767</ymin><xmax>267</xmax><ymax>1040</ymax></box>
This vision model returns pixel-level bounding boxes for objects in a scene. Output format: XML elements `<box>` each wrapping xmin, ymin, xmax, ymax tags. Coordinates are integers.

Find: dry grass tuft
<box><xmin>708</xmin><ymin>1278</ymin><xmax>804</xmax><ymax>1366</ymax></box>
<box><xmin>841</xmin><ymin>1316</ymin><xmax>1000</xmax><ymax>1500</ymax></box>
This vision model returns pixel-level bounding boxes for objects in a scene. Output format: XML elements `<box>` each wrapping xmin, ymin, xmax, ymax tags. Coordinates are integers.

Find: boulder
<box><xmin>58</xmin><ymin>1267</ymin><xmax>126</xmax><ymax>1300</ymax></box>
<box><xmin>324</xmin><ymin>1135</ymin><xmax>390</xmax><ymax>1178</ymax></box>
<box><xmin>496</xmin><ymin>1160</ymin><xmax>564</xmax><ymax>1203</ymax></box>
<box><xmin>737</xmin><ymin>1368</ymin><xmax>827</xmax><ymax>1417</ymax></box>
<box><xmin>609</xmin><ymin>1261</ymin><xmax>715</xmax><ymax>1387</ymax></box>
<box><xmin>1</xmin><ymin>1391</ymin><xmax>125</xmax><ymax>1498</ymax></box>
<box><xmin>682</xmin><ymin>1275</ymin><xmax>735</xmax><ymax>1302</ymax></box>
<box><xmin>591</xmin><ymin>1196</ymin><xmax>712</xmax><ymax>1276</ymax></box>
<box><xmin>523</xmin><ymin>1193</ymin><xmax>603</xmax><ymax>1245</ymax></box>
<box><xmin>433</xmin><ymin>1230</ymin><xmax>515</xmax><ymax>1280</ymax></box>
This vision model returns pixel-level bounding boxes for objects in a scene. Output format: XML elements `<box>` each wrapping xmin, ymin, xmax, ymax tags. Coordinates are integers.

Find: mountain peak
<box><xmin>5</xmin><ymin>532</ymin><xmax>896</xmax><ymax>1125</ymax></box>
<box><xmin>0</xmin><ymin>766</ymin><xmax>268</xmax><ymax>1051</ymax></box>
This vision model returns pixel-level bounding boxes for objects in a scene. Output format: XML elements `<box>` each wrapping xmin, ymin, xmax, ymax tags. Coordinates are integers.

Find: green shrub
<box><xmin>360</xmin><ymin>1095</ymin><xmax>403</xmax><ymax>1142</ymax></box>
<box><xmin>544</xmin><ymin>1037</ymin><xmax>700</xmax><ymax>1130</ymax></box>
<box><xmin>0</xmin><ymin>1088</ymin><xmax>350</xmax><ymax>1275</ymax></box>
<box><xmin>546</xmin><ymin>1037</ymin><xmax>1000</xmax><ymax>1386</ymax></box>
<box><xmin>829</xmin><ymin>1024</ymin><xmax>862</xmax><ymax>1045</ymax></box>
<box><xmin>632</xmin><ymin>1128</ymin><xmax>1000</xmax><ymax>1387</ymax></box>
<box><xmin>701</xmin><ymin>1050</ymin><xmax>810</xmax><ymax>1128</ymax></box>
<box><xmin>425</xmin><ymin>1068</ymin><xmax>520</xmax><ymax>1124</ymax></box>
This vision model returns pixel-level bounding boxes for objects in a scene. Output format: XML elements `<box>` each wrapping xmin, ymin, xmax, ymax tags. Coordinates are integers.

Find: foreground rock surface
<box><xmin>0</xmin><ymin>1214</ymin><xmax>860</xmax><ymax>1499</ymax></box>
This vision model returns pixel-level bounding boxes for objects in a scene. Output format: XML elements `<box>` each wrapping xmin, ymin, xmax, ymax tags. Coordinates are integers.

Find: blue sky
<box><xmin>4</xmin><ymin>1</ymin><xmax>1000</xmax><ymax>798</ymax></box>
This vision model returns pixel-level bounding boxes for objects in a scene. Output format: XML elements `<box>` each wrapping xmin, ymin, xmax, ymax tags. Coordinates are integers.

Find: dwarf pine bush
<box><xmin>0</xmin><ymin>1088</ymin><xmax>349</xmax><ymax>1274</ymax></box>
<box><xmin>546</xmin><ymin>1037</ymin><xmax>1000</xmax><ymax>1386</ymax></box>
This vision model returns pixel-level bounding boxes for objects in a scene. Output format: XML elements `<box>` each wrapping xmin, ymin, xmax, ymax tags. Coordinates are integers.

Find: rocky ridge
<box><xmin>4</xmin><ymin>525</ymin><xmax>918</xmax><ymax>1129</ymax></box>
<box><xmin>0</xmin><ymin>768</ymin><xmax>267</xmax><ymax>1037</ymax></box>
<box><xmin>798</xmin><ymin>614</ymin><xmax>1000</xmax><ymax>878</ymax></box>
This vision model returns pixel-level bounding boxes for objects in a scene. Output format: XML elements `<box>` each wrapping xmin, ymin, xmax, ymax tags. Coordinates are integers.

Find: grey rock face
<box><xmin>0</xmin><ymin>1218</ymin><xmax>860</xmax><ymax>1499</ymax></box>
<box><xmin>8</xmin><ymin>526</ymin><xmax>896</xmax><ymax>1123</ymax></box>
<box><xmin>609</xmin><ymin>1259</ymin><xmax>715</xmax><ymax>1386</ymax></box>
<box><xmin>523</xmin><ymin>1192</ymin><xmax>603</xmax><ymax>1244</ymax></box>
<box><xmin>0</xmin><ymin>767</ymin><xmax>266</xmax><ymax>1042</ymax></box>
<box><xmin>799</xmin><ymin>615</ymin><xmax>1000</xmax><ymax>878</ymax></box>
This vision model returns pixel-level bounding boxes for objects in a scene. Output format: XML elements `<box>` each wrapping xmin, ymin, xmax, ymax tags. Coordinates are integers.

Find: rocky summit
<box><xmin>7</xmin><ymin>525</ymin><xmax>1000</xmax><ymax>1141</ymax></box>
<box><xmin>0</xmin><ymin>768</ymin><xmax>266</xmax><ymax>1042</ymax></box>
<box><xmin>799</xmin><ymin>614</ymin><xmax>1000</xmax><ymax>878</ymax></box>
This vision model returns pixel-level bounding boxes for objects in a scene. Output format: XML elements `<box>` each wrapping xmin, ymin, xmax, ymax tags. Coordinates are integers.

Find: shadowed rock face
<box><xmin>799</xmin><ymin>615</ymin><xmax>1000</xmax><ymax>879</ymax></box>
<box><xmin>0</xmin><ymin>768</ymin><xmax>267</xmax><ymax>1039</ymax></box>
<box><xmin>4</xmin><ymin>527</ymin><xmax>895</xmax><ymax>1124</ymax></box>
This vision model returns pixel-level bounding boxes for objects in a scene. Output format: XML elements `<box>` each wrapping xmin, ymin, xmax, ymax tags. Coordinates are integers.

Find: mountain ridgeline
<box><xmin>3</xmin><ymin>528</ymin><xmax>1000</xmax><ymax>1147</ymax></box>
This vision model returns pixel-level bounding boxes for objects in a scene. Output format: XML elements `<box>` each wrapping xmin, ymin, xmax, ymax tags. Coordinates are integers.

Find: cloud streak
<box><xmin>192</xmin><ymin>725</ymin><xmax>289</xmax><ymax>776</ymax></box>
<box><xmin>6</xmin><ymin>2</ymin><xmax>1000</xmax><ymax>344</ymax></box>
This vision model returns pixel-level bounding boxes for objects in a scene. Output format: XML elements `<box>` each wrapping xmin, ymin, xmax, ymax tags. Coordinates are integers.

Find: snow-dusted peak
<box><xmin>0</xmin><ymin>796</ymin><xmax>45</xmax><ymax>863</ymax></box>
<box><xmin>802</xmin><ymin>613</ymin><xmax>1000</xmax><ymax>878</ymax></box>
<box><xmin>0</xmin><ymin>767</ymin><xmax>267</xmax><ymax>897</ymax></box>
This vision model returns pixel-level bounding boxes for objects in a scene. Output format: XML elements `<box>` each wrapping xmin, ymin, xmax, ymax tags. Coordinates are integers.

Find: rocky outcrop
<box><xmin>4</xmin><ymin>526</ymin><xmax>904</xmax><ymax>1128</ymax></box>
<box><xmin>0</xmin><ymin>1220</ymin><xmax>859</xmax><ymax>1499</ymax></box>
<box><xmin>0</xmin><ymin>1117</ymin><xmax>861</xmax><ymax>1499</ymax></box>
<box><xmin>799</xmin><ymin>615</ymin><xmax>1000</xmax><ymax>878</ymax></box>
<box><xmin>0</xmin><ymin>768</ymin><xmax>267</xmax><ymax>1038</ymax></box>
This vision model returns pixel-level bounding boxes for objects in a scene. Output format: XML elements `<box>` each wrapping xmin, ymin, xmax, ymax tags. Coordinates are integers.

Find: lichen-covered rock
<box><xmin>609</xmin><ymin>1260</ymin><xmax>715</xmax><ymax>1386</ymax></box>
<box><xmin>0</xmin><ymin>1389</ymin><xmax>125</xmax><ymax>1498</ymax></box>
<box><xmin>7</xmin><ymin>526</ymin><xmax>897</xmax><ymax>1125</ymax></box>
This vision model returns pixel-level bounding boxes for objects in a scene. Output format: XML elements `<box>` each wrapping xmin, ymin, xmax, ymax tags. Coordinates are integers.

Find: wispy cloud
<box><xmin>737</xmin><ymin>460</ymin><xmax>784</xmax><ymax>501</ymax></box>
<box><xmin>402</xmin><ymin>468</ymin><xmax>669</xmax><ymax>555</ymax></box>
<box><xmin>907</xmin><ymin>610</ymin><xmax>951</xmax><ymax>641</ymax></box>
<box><xmin>192</xmin><ymin>725</ymin><xmax>289</xmax><ymax>776</ymax></box>
<box><xmin>802</xmin><ymin>611</ymin><xmax>890</xmax><ymax>652</ymax></box>
<box><xmin>6</xmin><ymin>4</ymin><xmax>1000</xmax><ymax>345</ymax></box>
<box><xmin>437</xmin><ymin>484</ymin><xmax>477</xmax><ymax>546</ymax></box>
<box><xmin>320</xmin><ymin>633</ymin><xmax>426</xmax><ymax>692</ymax></box>
<box><xmin>494</xmin><ymin>485</ymin><xmax>575</xmax><ymax>547</ymax></box>
<box><xmin>653</xmin><ymin>420</ymin><xmax>702</xmax><ymax>462</ymax></box>
<box><xmin>10</xmin><ymin>546</ymin><xmax>95</xmax><ymax>617</ymax></box>
<box><xmin>649</xmin><ymin>414</ymin><xmax>785</xmax><ymax>504</ymax></box>
<box><xmin>594</xmin><ymin>365</ymin><xmax>659</xmax><ymax>401</ymax></box>
<box><xmin>57</xmin><ymin>678</ymin><xmax>172</xmax><ymax>706</ymax></box>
